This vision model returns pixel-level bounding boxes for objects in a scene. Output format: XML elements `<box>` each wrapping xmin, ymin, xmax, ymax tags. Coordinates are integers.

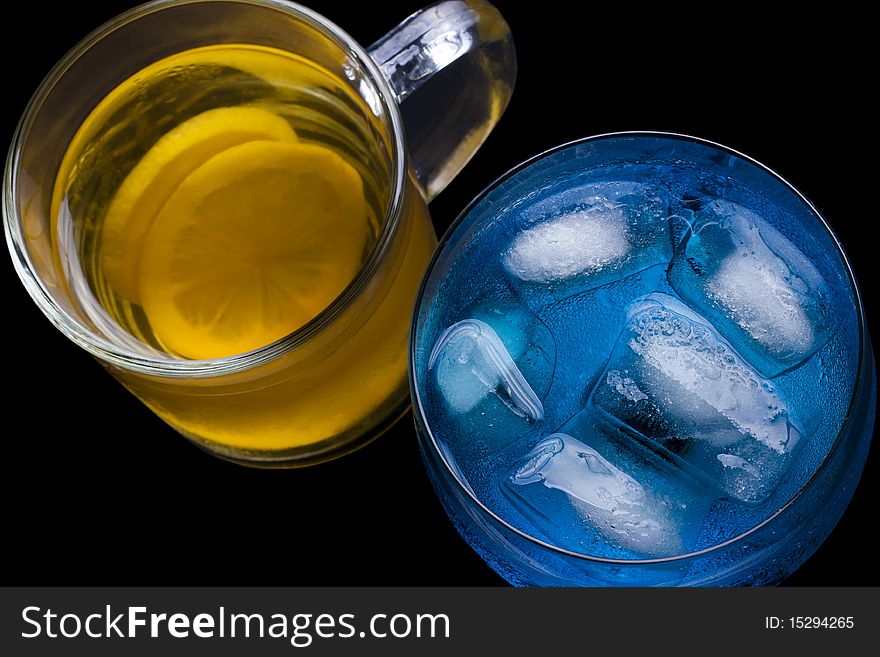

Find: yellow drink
<box><xmin>51</xmin><ymin>44</ymin><xmax>437</xmax><ymax>461</ymax></box>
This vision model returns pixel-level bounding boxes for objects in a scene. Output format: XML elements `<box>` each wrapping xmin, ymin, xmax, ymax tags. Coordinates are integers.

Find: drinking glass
<box><xmin>4</xmin><ymin>0</ymin><xmax>515</xmax><ymax>466</ymax></box>
<box><xmin>410</xmin><ymin>132</ymin><xmax>875</xmax><ymax>586</ymax></box>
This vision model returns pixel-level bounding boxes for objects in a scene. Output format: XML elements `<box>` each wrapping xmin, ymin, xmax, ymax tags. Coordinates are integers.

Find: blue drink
<box><xmin>410</xmin><ymin>133</ymin><xmax>875</xmax><ymax>585</ymax></box>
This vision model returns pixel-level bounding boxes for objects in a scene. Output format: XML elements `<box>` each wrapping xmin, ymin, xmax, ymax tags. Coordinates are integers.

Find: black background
<box><xmin>3</xmin><ymin>1</ymin><xmax>875</xmax><ymax>585</ymax></box>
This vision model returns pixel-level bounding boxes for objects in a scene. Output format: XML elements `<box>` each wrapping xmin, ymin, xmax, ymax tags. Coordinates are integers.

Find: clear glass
<box><xmin>3</xmin><ymin>0</ymin><xmax>516</xmax><ymax>466</ymax></box>
<box><xmin>410</xmin><ymin>132</ymin><xmax>875</xmax><ymax>586</ymax></box>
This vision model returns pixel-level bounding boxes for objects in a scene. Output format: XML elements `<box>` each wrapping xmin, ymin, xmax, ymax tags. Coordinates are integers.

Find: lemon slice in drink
<box><xmin>101</xmin><ymin>106</ymin><xmax>298</xmax><ymax>302</ymax></box>
<box><xmin>139</xmin><ymin>140</ymin><xmax>369</xmax><ymax>360</ymax></box>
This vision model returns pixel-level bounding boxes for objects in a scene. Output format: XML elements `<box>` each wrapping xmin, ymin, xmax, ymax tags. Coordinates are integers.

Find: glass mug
<box><xmin>4</xmin><ymin>0</ymin><xmax>515</xmax><ymax>466</ymax></box>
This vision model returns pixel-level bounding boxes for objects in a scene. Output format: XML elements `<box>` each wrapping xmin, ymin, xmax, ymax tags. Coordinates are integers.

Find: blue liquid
<box><xmin>413</xmin><ymin>136</ymin><xmax>862</xmax><ymax>568</ymax></box>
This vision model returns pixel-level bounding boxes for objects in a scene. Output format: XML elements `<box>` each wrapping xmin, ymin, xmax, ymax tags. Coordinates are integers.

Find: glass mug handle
<box><xmin>369</xmin><ymin>0</ymin><xmax>516</xmax><ymax>200</ymax></box>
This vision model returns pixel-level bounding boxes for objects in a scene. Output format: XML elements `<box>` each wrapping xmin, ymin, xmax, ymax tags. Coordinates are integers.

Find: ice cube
<box><xmin>668</xmin><ymin>199</ymin><xmax>831</xmax><ymax>377</ymax></box>
<box><xmin>588</xmin><ymin>292</ymin><xmax>806</xmax><ymax>504</ymax></box>
<box><xmin>428</xmin><ymin>303</ymin><xmax>555</xmax><ymax>457</ymax></box>
<box><xmin>502</xmin><ymin>181</ymin><xmax>670</xmax><ymax>308</ymax></box>
<box><xmin>430</xmin><ymin>319</ymin><xmax>541</xmax><ymax>418</ymax></box>
<box><xmin>505</xmin><ymin>207</ymin><xmax>630</xmax><ymax>281</ymax></box>
<box><xmin>501</xmin><ymin>414</ymin><xmax>709</xmax><ymax>558</ymax></box>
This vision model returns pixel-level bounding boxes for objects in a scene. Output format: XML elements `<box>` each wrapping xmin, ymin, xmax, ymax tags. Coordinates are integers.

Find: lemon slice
<box><xmin>139</xmin><ymin>140</ymin><xmax>369</xmax><ymax>360</ymax></box>
<box><xmin>101</xmin><ymin>106</ymin><xmax>298</xmax><ymax>302</ymax></box>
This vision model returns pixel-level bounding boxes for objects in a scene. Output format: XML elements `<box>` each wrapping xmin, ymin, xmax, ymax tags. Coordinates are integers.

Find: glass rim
<box><xmin>409</xmin><ymin>130</ymin><xmax>869</xmax><ymax>566</ymax></box>
<box><xmin>3</xmin><ymin>0</ymin><xmax>408</xmax><ymax>378</ymax></box>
